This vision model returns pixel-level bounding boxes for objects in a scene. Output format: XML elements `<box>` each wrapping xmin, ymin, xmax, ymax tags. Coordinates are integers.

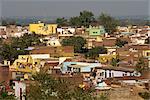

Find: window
<box><xmin>67</xmin><ymin>67</ymin><xmax>72</xmax><ymax>71</ymax></box>
<box><xmin>100</xmin><ymin>72</ymin><xmax>104</xmax><ymax>76</ymax></box>
<box><xmin>109</xmin><ymin>71</ymin><xmax>111</xmax><ymax>77</ymax></box>
<box><xmin>147</xmin><ymin>52</ymin><xmax>150</xmax><ymax>56</ymax></box>
<box><xmin>52</xmin><ymin>26</ymin><xmax>54</xmax><ymax>33</ymax></box>
<box><xmin>112</xmin><ymin>73</ymin><xmax>114</xmax><ymax>77</ymax></box>
<box><xmin>105</xmin><ymin>70</ymin><xmax>107</xmax><ymax>78</ymax></box>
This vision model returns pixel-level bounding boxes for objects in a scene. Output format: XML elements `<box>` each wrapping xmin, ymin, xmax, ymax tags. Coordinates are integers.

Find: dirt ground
<box><xmin>108</xmin><ymin>86</ymin><xmax>148</xmax><ymax>100</ymax></box>
<box><xmin>98</xmin><ymin>86</ymin><xmax>149</xmax><ymax>100</ymax></box>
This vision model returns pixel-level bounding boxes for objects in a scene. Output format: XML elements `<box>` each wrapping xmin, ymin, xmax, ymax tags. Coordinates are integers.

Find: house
<box><xmin>14</xmin><ymin>81</ymin><xmax>27</xmax><ymax>100</ymax></box>
<box><xmin>98</xmin><ymin>54</ymin><xmax>116</xmax><ymax>64</ymax></box>
<box><xmin>9</xmin><ymin>54</ymin><xmax>54</xmax><ymax>80</ymax></box>
<box><xmin>75</xmin><ymin>26</ymin><xmax>86</xmax><ymax>35</ymax></box>
<box><xmin>29</xmin><ymin>21</ymin><xmax>57</xmax><ymax>35</ymax></box>
<box><xmin>6</xmin><ymin>25</ymin><xmax>26</xmax><ymax>37</ymax></box>
<box><xmin>116</xmin><ymin>44</ymin><xmax>150</xmax><ymax>66</ymax></box>
<box><xmin>87</xmin><ymin>37</ymin><xmax>116</xmax><ymax>49</ymax></box>
<box><xmin>57</xmin><ymin>27</ymin><xmax>75</xmax><ymax>39</ymax></box>
<box><xmin>30</xmin><ymin>46</ymin><xmax>74</xmax><ymax>57</ymax></box>
<box><xmin>143</xmin><ymin>49</ymin><xmax>150</xmax><ymax>68</ymax></box>
<box><xmin>10</xmin><ymin>53</ymin><xmax>73</xmax><ymax>77</ymax></box>
<box><xmin>98</xmin><ymin>47</ymin><xmax>117</xmax><ymax>63</ymax></box>
<box><xmin>86</xmin><ymin>25</ymin><xmax>105</xmax><ymax>36</ymax></box>
<box><xmin>46</xmin><ymin>37</ymin><xmax>61</xmax><ymax>47</ymax></box>
<box><xmin>0</xmin><ymin>26</ymin><xmax>7</xmax><ymax>38</ymax></box>
<box><xmin>92</xmin><ymin>66</ymin><xmax>140</xmax><ymax>81</ymax></box>
<box><xmin>129</xmin><ymin>33</ymin><xmax>147</xmax><ymax>44</ymax></box>
<box><xmin>61</xmin><ymin>61</ymin><xmax>102</xmax><ymax>80</ymax></box>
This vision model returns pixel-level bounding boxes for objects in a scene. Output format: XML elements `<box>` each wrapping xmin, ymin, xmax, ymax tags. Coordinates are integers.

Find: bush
<box><xmin>138</xmin><ymin>92</ymin><xmax>150</xmax><ymax>100</ymax></box>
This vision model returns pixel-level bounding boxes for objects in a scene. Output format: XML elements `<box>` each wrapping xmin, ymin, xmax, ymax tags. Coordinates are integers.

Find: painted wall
<box><xmin>14</xmin><ymin>81</ymin><xmax>26</xmax><ymax>100</ymax></box>
<box><xmin>87</xmin><ymin>25</ymin><xmax>105</xmax><ymax>36</ymax></box>
<box><xmin>57</xmin><ymin>27</ymin><xmax>75</xmax><ymax>34</ymax></box>
<box><xmin>96</xmin><ymin>69</ymin><xmax>133</xmax><ymax>79</ymax></box>
<box><xmin>61</xmin><ymin>62</ymin><xmax>101</xmax><ymax>73</ymax></box>
<box><xmin>29</xmin><ymin>23</ymin><xmax>57</xmax><ymax>35</ymax></box>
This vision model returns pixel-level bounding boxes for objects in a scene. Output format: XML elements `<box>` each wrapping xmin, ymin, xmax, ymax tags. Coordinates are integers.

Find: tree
<box><xmin>69</xmin><ymin>10</ymin><xmax>94</xmax><ymax>27</ymax></box>
<box><xmin>28</xmin><ymin>71</ymin><xmax>58</xmax><ymax>100</ymax></box>
<box><xmin>115</xmin><ymin>38</ymin><xmax>128</xmax><ymax>47</ymax></box>
<box><xmin>79</xmin><ymin>10</ymin><xmax>94</xmax><ymax>27</ymax></box>
<box><xmin>71</xmin><ymin>87</ymin><xmax>95</xmax><ymax>100</ymax></box>
<box><xmin>56</xmin><ymin>17</ymin><xmax>68</xmax><ymax>27</ymax></box>
<box><xmin>98</xmin><ymin>13</ymin><xmax>119</xmax><ymax>34</ymax></box>
<box><xmin>61</xmin><ymin>36</ymin><xmax>86</xmax><ymax>53</ymax></box>
<box><xmin>138</xmin><ymin>92</ymin><xmax>150</xmax><ymax>100</ymax></box>
<box><xmin>135</xmin><ymin>57</ymin><xmax>148</xmax><ymax>73</ymax></box>
<box><xmin>110</xmin><ymin>58</ymin><xmax>120</xmax><ymax>67</ymax></box>
<box><xmin>1</xmin><ymin>19</ymin><xmax>16</xmax><ymax>26</ymax></box>
<box><xmin>69</xmin><ymin>16</ymin><xmax>81</xmax><ymax>27</ymax></box>
<box><xmin>28</xmin><ymin>71</ymin><xmax>96</xmax><ymax>100</ymax></box>
<box><xmin>0</xmin><ymin>44</ymin><xmax>18</xmax><ymax>61</ymax></box>
<box><xmin>86</xmin><ymin>46</ymin><xmax>107</xmax><ymax>59</ymax></box>
<box><xmin>0</xmin><ymin>33</ymin><xmax>41</xmax><ymax>61</ymax></box>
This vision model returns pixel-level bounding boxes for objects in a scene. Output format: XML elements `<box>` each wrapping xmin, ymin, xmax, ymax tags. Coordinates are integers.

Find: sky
<box><xmin>0</xmin><ymin>0</ymin><xmax>150</xmax><ymax>18</ymax></box>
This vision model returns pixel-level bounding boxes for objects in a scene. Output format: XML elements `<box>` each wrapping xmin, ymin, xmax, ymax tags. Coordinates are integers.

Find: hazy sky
<box><xmin>1</xmin><ymin>0</ymin><xmax>150</xmax><ymax>17</ymax></box>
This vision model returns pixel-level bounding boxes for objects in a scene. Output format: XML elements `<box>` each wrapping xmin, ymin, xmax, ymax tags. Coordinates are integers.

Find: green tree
<box><xmin>138</xmin><ymin>92</ymin><xmax>150</xmax><ymax>100</ymax></box>
<box><xmin>79</xmin><ymin>10</ymin><xmax>94</xmax><ymax>27</ymax></box>
<box><xmin>0</xmin><ymin>44</ymin><xmax>18</xmax><ymax>61</ymax></box>
<box><xmin>71</xmin><ymin>87</ymin><xmax>95</xmax><ymax>100</ymax></box>
<box><xmin>28</xmin><ymin>71</ymin><xmax>58</xmax><ymax>100</ymax></box>
<box><xmin>56</xmin><ymin>17</ymin><xmax>68</xmax><ymax>27</ymax></box>
<box><xmin>135</xmin><ymin>57</ymin><xmax>148</xmax><ymax>73</ymax></box>
<box><xmin>69</xmin><ymin>10</ymin><xmax>94</xmax><ymax>27</ymax></box>
<box><xmin>86</xmin><ymin>46</ymin><xmax>107</xmax><ymax>59</ymax></box>
<box><xmin>115</xmin><ymin>38</ymin><xmax>128</xmax><ymax>47</ymax></box>
<box><xmin>98</xmin><ymin>13</ymin><xmax>119</xmax><ymax>34</ymax></box>
<box><xmin>69</xmin><ymin>16</ymin><xmax>81</xmax><ymax>27</ymax></box>
<box><xmin>110</xmin><ymin>58</ymin><xmax>120</xmax><ymax>67</ymax></box>
<box><xmin>0</xmin><ymin>33</ymin><xmax>41</xmax><ymax>61</ymax></box>
<box><xmin>28</xmin><ymin>71</ymin><xmax>96</xmax><ymax>100</ymax></box>
<box><xmin>61</xmin><ymin>36</ymin><xmax>86</xmax><ymax>53</ymax></box>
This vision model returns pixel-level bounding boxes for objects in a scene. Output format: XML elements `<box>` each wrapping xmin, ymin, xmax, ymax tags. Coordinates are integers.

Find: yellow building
<box><xmin>143</xmin><ymin>50</ymin><xmax>150</xmax><ymax>68</ymax></box>
<box><xmin>143</xmin><ymin>50</ymin><xmax>150</xmax><ymax>57</ymax></box>
<box><xmin>10</xmin><ymin>55</ymin><xmax>42</xmax><ymax>73</ymax></box>
<box><xmin>98</xmin><ymin>54</ymin><xmax>116</xmax><ymax>63</ymax></box>
<box><xmin>29</xmin><ymin>22</ymin><xmax>57</xmax><ymax>35</ymax></box>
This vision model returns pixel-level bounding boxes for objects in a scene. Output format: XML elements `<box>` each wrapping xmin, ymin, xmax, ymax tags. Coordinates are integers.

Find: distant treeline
<box><xmin>1</xmin><ymin>12</ymin><xmax>149</xmax><ymax>26</ymax></box>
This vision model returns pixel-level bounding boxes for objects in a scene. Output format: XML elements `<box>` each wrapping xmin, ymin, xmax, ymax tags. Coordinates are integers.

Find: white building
<box><xmin>57</xmin><ymin>27</ymin><xmax>75</xmax><ymax>37</ymax></box>
<box><xmin>93</xmin><ymin>67</ymin><xmax>140</xmax><ymax>80</ymax></box>
<box><xmin>57</xmin><ymin>27</ymin><xmax>75</xmax><ymax>34</ymax></box>
<box><xmin>14</xmin><ymin>81</ymin><xmax>26</xmax><ymax>100</ymax></box>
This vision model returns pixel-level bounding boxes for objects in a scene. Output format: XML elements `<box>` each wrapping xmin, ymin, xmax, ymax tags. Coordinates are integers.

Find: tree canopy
<box><xmin>98</xmin><ymin>13</ymin><xmax>119</xmax><ymax>34</ymax></box>
<box><xmin>135</xmin><ymin>57</ymin><xmax>148</xmax><ymax>73</ymax></box>
<box><xmin>28</xmin><ymin>71</ymin><xmax>96</xmax><ymax>100</ymax></box>
<box><xmin>86</xmin><ymin>46</ymin><xmax>107</xmax><ymax>59</ymax></box>
<box><xmin>69</xmin><ymin>10</ymin><xmax>94</xmax><ymax>27</ymax></box>
<box><xmin>0</xmin><ymin>33</ymin><xmax>41</xmax><ymax>61</ymax></box>
<box><xmin>56</xmin><ymin>17</ymin><xmax>68</xmax><ymax>27</ymax></box>
<box><xmin>61</xmin><ymin>36</ymin><xmax>86</xmax><ymax>53</ymax></box>
<box><xmin>110</xmin><ymin>57</ymin><xmax>120</xmax><ymax>67</ymax></box>
<box><xmin>115</xmin><ymin>38</ymin><xmax>128</xmax><ymax>47</ymax></box>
